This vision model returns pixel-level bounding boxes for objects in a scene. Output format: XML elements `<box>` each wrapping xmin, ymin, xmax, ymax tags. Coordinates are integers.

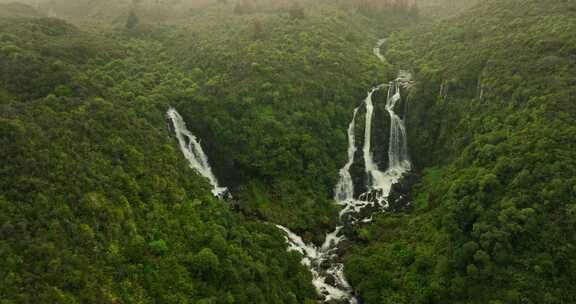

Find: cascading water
<box><xmin>363</xmin><ymin>87</ymin><xmax>379</xmax><ymax>188</ymax></box>
<box><xmin>277</xmin><ymin>39</ymin><xmax>413</xmax><ymax>303</ymax></box>
<box><xmin>167</xmin><ymin>108</ymin><xmax>228</xmax><ymax>198</ymax></box>
<box><xmin>386</xmin><ymin>81</ymin><xmax>411</xmax><ymax>173</ymax></box>
<box><xmin>334</xmin><ymin>108</ymin><xmax>359</xmax><ymax>202</ymax></box>
<box><xmin>373</xmin><ymin>38</ymin><xmax>387</xmax><ymax>62</ymax></box>
<box><xmin>362</xmin><ymin>86</ymin><xmax>397</xmax><ymax>206</ymax></box>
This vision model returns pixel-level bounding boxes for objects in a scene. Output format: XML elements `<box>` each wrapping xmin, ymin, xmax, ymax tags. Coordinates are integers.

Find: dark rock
<box><xmin>325</xmin><ymin>274</ymin><xmax>336</xmax><ymax>286</ymax></box>
<box><xmin>320</xmin><ymin>260</ymin><xmax>332</xmax><ymax>270</ymax></box>
<box><xmin>351</xmin><ymin>103</ymin><xmax>368</xmax><ymax>197</ymax></box>
<box><xmin>393</xmin><ymin>88</ymin><xmax>407</xmax><ymax>120</ymax></box>
<box><xmin>371</xmin><ymin>89</ymin><xmax>391</xmax><ymax>171</ymax></box>
<box><xmin>386</xmin><ymin>172</ymin><xmax>418</xmax><ymax>213</ymax></box>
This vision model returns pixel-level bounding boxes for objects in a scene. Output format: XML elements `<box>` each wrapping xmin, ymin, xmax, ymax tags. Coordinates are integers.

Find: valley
<box><xmin>0</xmin><ymin>0</ymin><xmax>575</xmax><ymax>303</ymax></box>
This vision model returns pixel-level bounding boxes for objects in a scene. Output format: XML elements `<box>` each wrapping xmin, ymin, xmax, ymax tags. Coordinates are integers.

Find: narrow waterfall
<box><xmin>167</xmin><ymin>108</ymin><xmax>228</xmax><ymax>198</ymax></box>
<box><xmin>334</xmin><ymin>108</ymin><xmax>359</xmax><ymax>203</ymax></box>
<box><xmin>277</xmin><ymin>39</ymin><xmax>413</xmax><ymax>304</ymax></box>
<box><xmin>363</xmin><ymin>88</ymin><xmax>378</xmax><ymax>187</ymax></box>
<box><xmin>385</xmin><ymin>82</ymin><xmax>411</xmax><ymax>173</ymax></box>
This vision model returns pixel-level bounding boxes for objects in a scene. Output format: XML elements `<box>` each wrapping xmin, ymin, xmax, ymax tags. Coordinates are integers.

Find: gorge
<box><xmin>167</xmin><ymin>40</ymin><xmax>413</xmax><ymax>303</ymax></box>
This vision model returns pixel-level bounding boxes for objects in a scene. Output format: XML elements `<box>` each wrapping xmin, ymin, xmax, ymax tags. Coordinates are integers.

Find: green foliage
<box><xmin>159</xmin><ymin>5</ymin><xmax>390</xmax><ymax>235</ymax></box>
<box><xmin>288</xmin><ymin>4</ymin><xmax>305</xmax><ymax>20</ymax></box>
<box><xmin>0</xmin><ymin>14</ymin><xmax>318</xmax><ymax>304</ymax></box>
<box><xmin>345</xmin><ymin>0</ymin><xmax>576</xmax><ymax>303</ymax></box>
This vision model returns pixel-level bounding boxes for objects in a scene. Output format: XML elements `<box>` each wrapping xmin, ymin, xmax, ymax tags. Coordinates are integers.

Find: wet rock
<box><xmin>386</xmin><ymin>172</ymin><xmax>417</xmax><ymax>213</ymax></box>
<box><xmin>351</xmin><ymin>103</ymin><xmax>368</xmax><ymax>197</ymax></box>
<box><xmin>371</xmin><ymin>89</ymin><xmax>391</xmax><ymax>170</ymax></box>
<box><xmin>320</xmin><ymin>260</ymin><xmax>332</xmax><ymax>270</ymax></box>
<box><xmin>325</xmin><ymin>274</ymin><xmax>336</xmax><ymax>286</ymax></box>
<box><xmin>326</xmin><ymin>298</ymin><xmax>356</xmax><ymax>304</ymax></box>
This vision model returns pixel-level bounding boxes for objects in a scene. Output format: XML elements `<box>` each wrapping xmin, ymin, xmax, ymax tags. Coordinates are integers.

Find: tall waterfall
<box><xmin>277</xmin><ymin>39</ymin><xmax>412</xmax><ymax>304</ymax></box>
<box><xmin>167</xmin><ymin>108</ymin><xmax>228</xmax><ymax>198</ymax></box>
<box><xmin>363</xmin><ymin>88</ymin><xmax>378</xmax><ymax>187</ymax></box>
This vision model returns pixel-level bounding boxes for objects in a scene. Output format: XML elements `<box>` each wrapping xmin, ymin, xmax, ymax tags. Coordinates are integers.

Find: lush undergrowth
<box><xmin>345</xmin><ymin>0</ymin><xmax>576</xmax><ymax>303</ymax></box>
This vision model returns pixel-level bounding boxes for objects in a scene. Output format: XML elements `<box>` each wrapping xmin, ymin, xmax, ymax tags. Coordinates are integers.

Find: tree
<box><xmin>126</xmin><ymin>10</ymin><xmax>139</xmax><ymax>30</ymax></box>
<box><xmin>253</xmin><ymin>20</ymin><xmax>265</xmax><ymax>40</ymax></box>
<box><xmin>289</xmin><ymin>4</ymin><xmax>305</xmax><ymax>19</ymax></box>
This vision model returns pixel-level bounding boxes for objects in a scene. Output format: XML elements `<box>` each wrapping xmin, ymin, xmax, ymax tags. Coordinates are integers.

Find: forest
<box><xmin>0</xmin><ymin>0</ymin><xmax>574</xmax><ymax>303</ymax></box>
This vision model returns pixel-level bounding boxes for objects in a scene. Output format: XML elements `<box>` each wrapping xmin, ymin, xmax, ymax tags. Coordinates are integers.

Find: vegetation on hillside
<box><xmin>0</xmin><ymin>12</ymin><xmax>321</xmax><ymax>304</ymax></box>
<box><xmin>160</xmin><ymin>5</ymin><xmax>393</xmax><ymax>236</ymax></box>
<box><xmin>344</xmin><ymin>0</ymin><xmax>576</xmax><ymax>303</ymax></box>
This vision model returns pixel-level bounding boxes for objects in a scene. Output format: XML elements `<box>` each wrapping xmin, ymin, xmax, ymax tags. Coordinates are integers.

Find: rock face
<box><xmin>351</xmin><ymin>103</ymin><xmax>368</xmax><ymax>198</ymax></box>
<box><xmin>371</xmin><ymin>89</ymin><xmax>392</xmax><ymax>173</ymax></box>
<box><xmin>350</xmin><ymin>90</ymin><xmax>392</xmax><ymax>198</ymax></box>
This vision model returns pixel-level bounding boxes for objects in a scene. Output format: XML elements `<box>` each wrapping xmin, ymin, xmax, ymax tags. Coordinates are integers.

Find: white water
<box><xmin>277</xmin><ymin>39</ymin><xmax>412</xmax><ymax>303</ymax></box>
<box><xmin>334</xmin><ymin>108</ymin><xmax>359</xmax><ymax>202</ymax></box>
<box><xmin>386</xmin><ymin>82</ymin><xmax>411</xmax><ymax>173</ymax></box>
<box><xmin>363</xmin><ymin>87</ymin><xmax>379</xmax><ymax>188</ymax></box>
<box><xmin>167</xmin><ymin>108</ymin><xmax>228</xmax><ymax>198</ymax></box>
<box><xmin>277</xmin><ymin>224</ymin><xmax>355</xmax><ymax>303</ymax></box>
<box><xmin>373</xmin><ymin>38</ymin><xmax>387</xmax><ymax>62</ymax></box>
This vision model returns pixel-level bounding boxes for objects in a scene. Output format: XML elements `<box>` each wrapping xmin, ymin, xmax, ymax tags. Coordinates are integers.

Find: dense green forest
<box><xmin>0</xmin><ymin>1</ymin><xmax>397</xmax><ymax>302</ymax></box>
<box><xmin>345</xmin><ymin>0</ymin><xmax>576</xmax><ymax>303</ymax></box>
<box><xmin>0</xmin><ymin>12</ymin><xmax>321</xmax><ymax>304</ymax></box>
<box><xmin>1</xmin><ymin>0</ymin><xmax>575</xmax><ymax>303</ymax></box>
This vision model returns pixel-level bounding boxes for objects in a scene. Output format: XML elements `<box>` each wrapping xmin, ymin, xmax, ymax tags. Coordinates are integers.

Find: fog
<box><xmin>0</xmin><ymin>0</ymin><xmax>479</xmax><ymax>22</ymax></box>
<box><xmin>0</xmin><ymin>0</ymin><xmax>224</xmax><ymax>21</ymax></box>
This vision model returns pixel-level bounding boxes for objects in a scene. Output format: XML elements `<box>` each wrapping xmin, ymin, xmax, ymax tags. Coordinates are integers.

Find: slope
<box><xmin>0</xmin><ymin>16</ymin><xmax>317</xmax><ymax>304</ymax></box>
<box><xmin>344</xmin><ymin>0</ymin><xmax>576</xmax><ymax>303</ymax></box>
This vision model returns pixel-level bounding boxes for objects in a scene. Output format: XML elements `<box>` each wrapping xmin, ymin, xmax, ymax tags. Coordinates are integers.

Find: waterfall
<box><xmin>167</xmin><ymin>108</ymin><xmax>228</xmax><ymax>198</ymax></box>
<box><xmin>334</xmin><ymin>108</ymin><xmax>359</xmax><ymax>203</ymax></box>
<box><xmin>360</xmin><ymin>82</ymin><xmax>411</xmax><ymax>206</ymax></box>
<box><xmin>276</xmin><ymin>39</ymin><xmax>413</xmax><ymax>304</ymax></box>
<box><xmin>363</xmin><ymin>88</ymin><xmax>378</xmax><ymax>187</ymax></box>
<box><xmin>362</xmin><ymin>86</ymin><xmax>391</xmax><ymax>198</ymax></box>
<box><xmin>385</xmin><ymin>82</ymin><xmax>411</xmax><ymax>173</ymax></box>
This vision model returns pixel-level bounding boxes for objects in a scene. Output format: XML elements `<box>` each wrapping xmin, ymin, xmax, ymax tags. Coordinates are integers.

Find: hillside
<box><xmin>344</xmin><ymin>0</ymin><xmax>576</xmax><ymax>303</ymax></box>
<box><xmin>0</xmin><ymin>15</ymin><xmax>326</xmax><ymax>303</ymax></box>
<box><xmin>0</xmin><ymin>3</ymin><xmax>396</xmax><ymax>303</ymax></box>
<box><xmin>160</xmin><ymin>5</ymin><xmax>392</xmax><ymax>237</ymax></box>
